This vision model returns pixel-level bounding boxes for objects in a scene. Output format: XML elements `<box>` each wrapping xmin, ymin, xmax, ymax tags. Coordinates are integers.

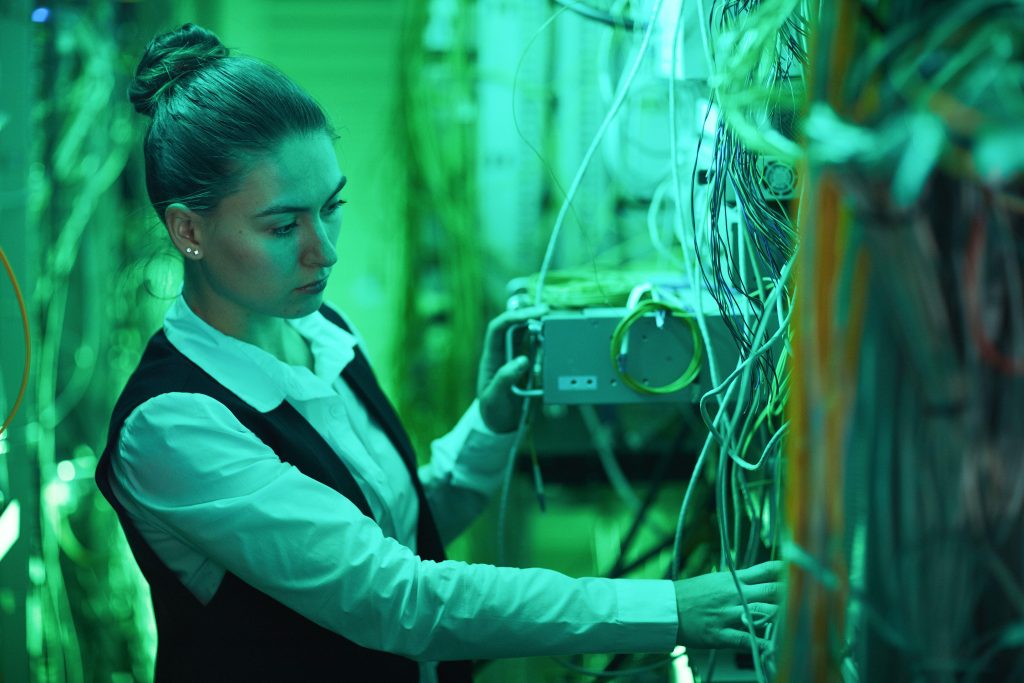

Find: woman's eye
<box><xmin>273</xmin><ymin>223</ymin><xmax>297</xmax><ymax>237</ymax></box>
<box><xmin>325</xmin><ymin>198</ymin><xmax>347</xmax><ymax>214</ymax></box>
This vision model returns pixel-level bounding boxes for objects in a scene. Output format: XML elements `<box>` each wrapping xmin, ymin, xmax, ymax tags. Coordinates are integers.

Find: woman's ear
<box><xmin>165</xmin><ymin>203</ymin><xmax>206</xmax><ymax>258</ymax></box>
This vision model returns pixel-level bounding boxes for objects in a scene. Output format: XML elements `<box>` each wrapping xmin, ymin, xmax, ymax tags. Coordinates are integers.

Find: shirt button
<box><xmin>330</xmin><ymin>404</ymin><xmax>343</xmax><ymax>418</ymax></box>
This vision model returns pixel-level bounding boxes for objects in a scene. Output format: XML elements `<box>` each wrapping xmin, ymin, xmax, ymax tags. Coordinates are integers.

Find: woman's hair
<box><xmin>128</xmin><ymin>23</ymin><xmax>333</xmax><ymax>221</ymax></box>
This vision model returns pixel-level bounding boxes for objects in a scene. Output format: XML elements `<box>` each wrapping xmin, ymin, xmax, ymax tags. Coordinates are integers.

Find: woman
<box><xmin>96</xmin><ymin>23</ymin><xmax>782</xmax><ymax>682</ymax></box>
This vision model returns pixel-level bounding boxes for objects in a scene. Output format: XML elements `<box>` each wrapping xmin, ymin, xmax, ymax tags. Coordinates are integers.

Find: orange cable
<box><xmin>0</xmin><ymin>244</ymin><xmax>31</xmax><ymax>436</ymax></box>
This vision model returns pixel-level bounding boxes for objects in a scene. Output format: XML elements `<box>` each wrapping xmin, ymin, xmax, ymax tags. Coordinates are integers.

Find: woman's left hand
<box><xmin>477</xmin><ymin>305</ymin><xmax>549</xmax><ymax>433</ymax></box>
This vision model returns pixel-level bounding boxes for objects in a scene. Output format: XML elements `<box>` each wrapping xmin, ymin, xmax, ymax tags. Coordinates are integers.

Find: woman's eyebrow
<box><xmin>252</xmin><ymin>176</ymin><xmax>347</xmax><ymax>217</ymax></box>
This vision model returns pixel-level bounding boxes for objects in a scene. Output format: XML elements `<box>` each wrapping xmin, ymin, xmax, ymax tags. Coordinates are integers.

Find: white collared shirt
<box><xmin>110</xmin><ymin>294</ymin><xmax>677</xmax><ymax>678</ymax></box>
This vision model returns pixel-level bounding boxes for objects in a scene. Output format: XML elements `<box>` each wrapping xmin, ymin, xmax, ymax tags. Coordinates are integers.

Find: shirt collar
<box><xmin>163</xmin><ymin>292</ymin><xmax>358</xmax><ymax>412</ymax></box>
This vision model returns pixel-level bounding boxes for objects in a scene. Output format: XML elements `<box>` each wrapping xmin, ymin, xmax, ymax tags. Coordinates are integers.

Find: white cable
<box><xmin>695</xmin><ymin>0</ymin><xmax>715</xmax><ymax>79</ymax></box>
<box><xmin>534</xmin><ymin>0</ymin><xmax>669</xmax><ymax>306</ymax></box>
<box><xmin>648</xmin><ymin>175</ymin><xmax>687</xmax><ymax>268</ymax></box>
<box><xmin>496</xmin><ymin>395</ymin><xmax>534</xmax><ymax>567</ymax></box>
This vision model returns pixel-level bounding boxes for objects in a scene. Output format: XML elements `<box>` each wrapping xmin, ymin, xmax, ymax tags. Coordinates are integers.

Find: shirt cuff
<box><xmin>428</xmin><ymin>400</ymin><xmax>520</xmax><ymax>496</ymax></box>
<box><xmin>607</xmin><ymin>579</ymin><xmax>680</xmax><ymax>653</ymax></box>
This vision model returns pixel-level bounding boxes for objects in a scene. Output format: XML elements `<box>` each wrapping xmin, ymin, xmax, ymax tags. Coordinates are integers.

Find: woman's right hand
<box><xmin>673</xmin><ymin>560</ymin><xmax>783</xmax><ymax>650</ymax></box>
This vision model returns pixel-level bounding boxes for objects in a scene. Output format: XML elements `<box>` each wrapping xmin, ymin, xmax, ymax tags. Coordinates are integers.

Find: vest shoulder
<box><xmin>132</xmin><ymin>329</ymin><xmax>215</xmax><ymax>389</ymax></box>
<box><xmin>109</xmin><ymin>330</ymin><xmax>237</xmax><ymax>426</ymax></box>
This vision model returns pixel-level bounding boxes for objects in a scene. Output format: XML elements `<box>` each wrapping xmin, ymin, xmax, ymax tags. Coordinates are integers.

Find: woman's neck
<box><xmin>183</xmin><ymin>282</ymin><xmax>289</xmax><ymax>356</ymax></box>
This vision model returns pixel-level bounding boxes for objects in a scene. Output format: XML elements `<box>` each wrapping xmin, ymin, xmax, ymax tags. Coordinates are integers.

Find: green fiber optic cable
<box><xmin>610</xmin><ymin>299</ymin><xmax>703</xmax><ymax>395</ymax></box>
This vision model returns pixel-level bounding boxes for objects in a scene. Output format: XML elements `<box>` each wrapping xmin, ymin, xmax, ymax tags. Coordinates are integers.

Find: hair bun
<box><xmin>128</xmin><ymin>23</ymin><xmax>229</xmax><ymax>117</ymax></box>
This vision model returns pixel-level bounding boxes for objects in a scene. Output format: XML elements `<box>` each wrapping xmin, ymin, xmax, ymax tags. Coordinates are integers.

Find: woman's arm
<box><xmin>418</xmin><ymin>399</ymin><xmax>517</xmax><ymax>545</ymax></box>
<box><xmin>113</xmin><ymin>393</ymin><xmax>678</xmax><ymax>661</ymax></box>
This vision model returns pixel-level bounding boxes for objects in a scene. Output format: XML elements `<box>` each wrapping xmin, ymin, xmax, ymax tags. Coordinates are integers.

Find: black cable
<box><xmin>551</xmin><ymin>0</ymin><xmax>646</xmax><ymax>31</ymax></box>
<box><xmin>858</xmin><ymin>1</ymin><xmax>889</xmax><ymax>34</ymax></box>
<box><xmin>612</xmin><ymin>534</ymin><xmax>677</xmax><ymax>578</ymax></box>
<box><xmin>607</xmin><ymin>426</ymin><xmax>685</xmax><ymax>577</ymax></box>
<box><xmin>598</xmin><ymin>653</ymin><xmax>629</xmax><ymax>679</ymax></box>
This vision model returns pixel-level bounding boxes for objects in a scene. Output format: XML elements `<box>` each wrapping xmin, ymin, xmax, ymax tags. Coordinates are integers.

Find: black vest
<box><xmin>95</xmin><ymin>305</ymin><xmax>473</xmax><ymax>682</ymax></box>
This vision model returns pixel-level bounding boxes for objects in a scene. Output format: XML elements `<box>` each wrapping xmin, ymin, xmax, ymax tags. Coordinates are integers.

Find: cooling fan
<box><xmin>757</xmin><ymin>156</ymin><xmax>799</xmax><ymax>200</ymax></box>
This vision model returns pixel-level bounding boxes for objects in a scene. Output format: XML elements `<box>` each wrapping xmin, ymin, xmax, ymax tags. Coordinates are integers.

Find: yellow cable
<box><xmin>610</xmin><ymin>299</ymin><xmax>702</xmax><ymax>395</ymax></box>
<box><xmin>0</xmin><ymin>244</ymin><xmax>31</xmax><ymax>436</ymax></box>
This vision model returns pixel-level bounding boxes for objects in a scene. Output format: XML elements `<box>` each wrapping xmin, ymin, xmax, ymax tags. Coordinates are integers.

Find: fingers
<box><xmin>740</xmin><ymin>580</ymin><xmax>782</xmax><ymax>604</ymax></box>
<box><xmin>493</xmin><ymin>356</ymin><xmax>530</xmax><ymax>387</ymax></box>
<box><xmin>487</xmin><ymin>305</ymin><xmax>549</xmax><ymax>335</ymax></box>
<box><xmin>719</xmin><ymin>629</ymin><xmax>772</xmax><ymax>652</ymax></box>
<box><xmin>736</xmin><ymin>560</ymin><xmax>784</xmax><ymax>584</ymax></box>
<box><xmin>479</xmin><ymin>356</ymin><xmax>532</xmax><ymax>432</ymax></box>
<box><xmin>730</xmin><ymin>603</ymin><xmax>777</xmax><ymax>637</ymax></box>
<box><xmin>742</xmin><ymin>602</ymin><xmax>779</xmax><ymax>623</ymax></box>
<box><xmin>726</xmin><ymin>602</ymin><xmax>778</xmax><ymax>650</ymax></box>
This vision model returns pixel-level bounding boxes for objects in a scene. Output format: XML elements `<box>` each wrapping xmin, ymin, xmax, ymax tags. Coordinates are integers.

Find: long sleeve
<box><xmin>111</xmin><ymin>392</ymin><xmax>678</xmax><ymax>662</ymax></box>
<box><xmin>418</xmin><ymin>400</ymin><xmax>518</xmax><ymax>544</ymax></box>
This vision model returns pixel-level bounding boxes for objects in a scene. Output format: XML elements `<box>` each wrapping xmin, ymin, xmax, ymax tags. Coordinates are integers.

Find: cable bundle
<box><xmin>782</xmin><ymin>2</ymin><xmax>1024</xmax><ymax>682</ymax></box>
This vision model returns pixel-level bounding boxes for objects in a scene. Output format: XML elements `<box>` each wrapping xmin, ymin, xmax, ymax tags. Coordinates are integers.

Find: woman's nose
<box><xmin>306</xmin><ymin>223</ymin><xmax>338</xmax><ymax>268</ymax></box>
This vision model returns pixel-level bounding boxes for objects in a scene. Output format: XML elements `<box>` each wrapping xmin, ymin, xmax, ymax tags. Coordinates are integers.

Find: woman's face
<box><xmin>189</xmin><ymin>132</ymin><xmax>345</xmax><ymax>326</ymax></box>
